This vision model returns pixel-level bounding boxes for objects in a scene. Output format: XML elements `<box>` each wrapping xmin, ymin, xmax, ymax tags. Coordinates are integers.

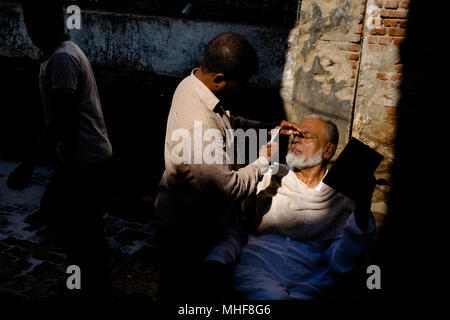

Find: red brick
<box><xmin>344</xmin><ymin>43</ymin><xmax>361</xmax><ymax>52</ymax></box>
<box><xmin>390</xmin><ymin>73</ymin><xmax>401</xmax><ymax>81</ymax></box>
<box><xmin>377</xmin><ymin>73</ymin><xmax>387</xmax><ymax>80</ymax></box>
<box><xmin>347</xmin><ymin>53</ymin><xmax>359</xmax><ymax>61</ymax></box>
<box><xmin>389</xmin><ymin>27</ymin><xmax>406</xmax><ymax>36</ymax></box>
<box><xmin>368</xmin><ymin>44</ymin><xmax>385</xmax><ymax>52</ymax></box>
<box><xmin>375</xmin><ymin>0</ymin><xmax>384</xmax><ymax>8</ymax></box>
<box><xmin>356</xmin><ymin>24</ymin><xmax>363</xmax><ymax>34</ymax></box>
<box><xmin>350</xmin><ymin>34</ymin><xmax>361</xmax><ymax>43</ymax></box>
<box><xmin>351</xmin><ymin>61</ymin><xmax>358</xmax><ymax>70</ymax></box>
<box><xmin>381</xmin><ymin>9</ymin><xmax>408</xmax><ymax>19</ymax></box>
<box><xmin>381</xmin><ymin>123</ymin><xmax>394</xmax><ymax>132</ymax></box>
<box><xmin>378</xmin><ymin>36</ymin><xmax>392</xmax><ymax>45</ymax></box>
<box><xmin>385</xmin><ymin>107</ymin><xmax>397</xmax><ymax>116</ymax></box>
<box><xmin>400</xmin><ymin>0</ymin><xmax>409</xmax><ymax>9</ymax></box>
<box><xmin>385</xmin><ymin>0</ymin><xmax>399</xmax><ymax>9</ymax></box>
<box><xmin>384</xmin><ymin>19</ymin><xmax>398</xmax><ymax>27</ymax></box>
<box><xmin>351</xmin><ymin>71</ymin><xmax>356</xmax><ymax>79</ymax></box>
<box><xmin>372</xmin><ymin>17</ymin><xmax>383</xmax><ymax>26</ymax></box>
<box><xmin>368</xmin><ymin>36</ymin><xmax>377</xmax><ymax>44</ymax></box>
<box><xmin>394</xmin><ymin>64</ymin><xmax>404</xmax><ymax>73</ymax></box>
<box><xmin>380</xmin><ymin>134</ymin><xmax>396</xmax><ymax>144</ymax></box>
<box><xmin>393</xmin><ymin>37</ymin><xmax>405</xmax><ymax>45</ymax></box>
<box><xmin>399</xmin><ymin>20</ymin><xmax>408</xmax><ymax>28</ymax></box>
<box><xmin>370</xmin><ymin>27</ymin><xmax>387</xmax><ymax>35</ymax></box>
<box><xmin>385</xmin><ymin>116</ymin><xmax>398</xmax><ymax>125</ymax></box>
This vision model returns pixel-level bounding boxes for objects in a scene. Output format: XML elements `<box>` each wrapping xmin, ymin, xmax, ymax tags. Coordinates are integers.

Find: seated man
<box><xmin>205</xmin><ymin>114</ymin><xmax>376</xmax><ymax>300</ymax></box>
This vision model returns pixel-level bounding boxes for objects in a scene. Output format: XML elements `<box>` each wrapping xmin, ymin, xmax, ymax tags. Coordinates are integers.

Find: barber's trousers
<box><xmin>156</xmin><ymin>225</ymin><xmax>220</xmax><ymax>301</ymax></box>
<box><xmin>40</xmin><ymin>160</ymin><xmax>111</xmax><ymax>301</ymax></box>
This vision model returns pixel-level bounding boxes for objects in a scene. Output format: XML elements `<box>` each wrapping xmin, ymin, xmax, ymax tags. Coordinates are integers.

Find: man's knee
<box><xmin>233</xmin><ymin>271</ymin><xmax>290</xmax><ymax>300</ymax></box>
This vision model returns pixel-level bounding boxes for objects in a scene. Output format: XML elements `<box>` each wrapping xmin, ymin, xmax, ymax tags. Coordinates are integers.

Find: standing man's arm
<box><xmin>183</xmin><ymin>118</ymin><xmax>298</xmax><ymax>201</ymax></box>
<box><xmin>229</xmin><ymin>115</ymin><xmax>279</xmax><ymax>131</ymax></box>
<box><xmin>7</xmin><ymin>53</ymin><xmax>79</xmax><ymax>189</ymax></box>
<box><xmin>187</xmin><ymin>138</ymin><xmax>278</xmax><ymax>201</ymax></box>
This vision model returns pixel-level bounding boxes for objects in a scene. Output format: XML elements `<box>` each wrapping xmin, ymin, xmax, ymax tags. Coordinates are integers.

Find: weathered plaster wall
<box><xmin>288</xmin><ymin>0</ymin><xmax>365</xmax><ymax>155</ymax></box>
<box><xmin>0</xmin><ymin>2</ymin><xmax>292</xmax><ymax>87</ymax></box>
<box><xmin>290</xmin><ymin>0</ymin><xmax>409</xmax><ymax>230</ymax></box>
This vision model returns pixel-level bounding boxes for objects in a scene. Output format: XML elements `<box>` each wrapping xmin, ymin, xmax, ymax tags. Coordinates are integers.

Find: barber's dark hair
<box><xmin>21</xmin><ymin>0</ymin><xmax>64</xmax><ymax>34</ymax></box>
<box><xmin>202</xmin><ymin>32</ymin><xmax>258</xmax><ymax>81</ymax></box>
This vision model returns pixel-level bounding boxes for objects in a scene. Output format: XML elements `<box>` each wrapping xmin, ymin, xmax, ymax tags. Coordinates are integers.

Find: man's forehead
<box><xmin>299</xmin><ymin>118</ymin><xmax>325</xmax><ymax>133</ymax></box>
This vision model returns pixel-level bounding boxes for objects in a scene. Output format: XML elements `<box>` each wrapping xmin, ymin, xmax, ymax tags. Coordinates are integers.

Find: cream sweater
<box><xmin>254</xmin><ymin>165</ymin><xmax>355</xmax><ymax>241</ymax></box>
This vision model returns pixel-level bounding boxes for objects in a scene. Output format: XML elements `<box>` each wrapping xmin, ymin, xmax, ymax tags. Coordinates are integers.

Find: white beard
<box><xmin>286</xmin><ymin>148</ymin><xmax>323</xmax><ymax>170</ymax></box>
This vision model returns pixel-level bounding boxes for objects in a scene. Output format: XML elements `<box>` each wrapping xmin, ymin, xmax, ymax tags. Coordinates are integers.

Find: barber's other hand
<box><xmin>7</xmin><ymin>162</ymin><xmax>35</xmax><ymax>190</ymax></box>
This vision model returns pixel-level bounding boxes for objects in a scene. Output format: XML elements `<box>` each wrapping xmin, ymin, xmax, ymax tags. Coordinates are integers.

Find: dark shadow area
<box><xmin>375</xmin><ymin>0</ymin><xmax>440</xmax><ymax>304</ymax></box>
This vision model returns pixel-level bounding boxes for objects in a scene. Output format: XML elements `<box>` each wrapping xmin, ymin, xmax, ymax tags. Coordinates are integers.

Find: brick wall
<box><xmin>352</xmin><ymin>0</ymin><xmax>409</xmax><ymax>229</ymax></box>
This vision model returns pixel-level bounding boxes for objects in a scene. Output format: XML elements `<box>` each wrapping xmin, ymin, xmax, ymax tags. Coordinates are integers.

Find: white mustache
<box><xmin>286</xmin><ymin>149</ymin><xmax>323</xmax><ymax>170</ymax></box>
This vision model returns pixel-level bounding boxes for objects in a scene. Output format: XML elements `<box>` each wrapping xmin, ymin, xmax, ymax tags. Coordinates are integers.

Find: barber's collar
<box><xmin>190</xmin><ymin>68</ymin><xmax>220</xmax><ymax>112</ymax></box>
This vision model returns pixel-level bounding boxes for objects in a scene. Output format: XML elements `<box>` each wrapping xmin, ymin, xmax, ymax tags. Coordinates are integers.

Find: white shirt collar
<box><xmin>287</xmin><ymin>165</ymin><xmax>328</xmax><ymax>191</ymax></box>
<box><xmin>314</xmin><ymin>169</ymin><xmax>328</xmax><ymax>191</ymax></box>
<box><xmin>189</xmin><ymin>68</ymin><xmax>220</xmax><ymax>111</ymax></box>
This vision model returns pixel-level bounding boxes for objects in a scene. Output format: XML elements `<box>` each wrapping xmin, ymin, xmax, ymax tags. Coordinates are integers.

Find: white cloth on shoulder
<box><xmin>255</xmin><ymin>165</ymin><xmax>355</xmax><ymax>241</ymax></box>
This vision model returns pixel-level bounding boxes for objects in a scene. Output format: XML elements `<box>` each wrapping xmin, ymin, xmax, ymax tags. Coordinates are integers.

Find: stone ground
<box><xmin>0</xmin><ymin>159</ymin><xmax>160</xmax><ymax>301</ymax></box>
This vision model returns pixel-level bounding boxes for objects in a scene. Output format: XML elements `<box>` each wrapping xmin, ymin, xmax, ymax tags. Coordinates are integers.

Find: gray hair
<box><xmin>304</xmin><ymin>114</ymin><xmax>339</xmax><ymax>147</ymax></box>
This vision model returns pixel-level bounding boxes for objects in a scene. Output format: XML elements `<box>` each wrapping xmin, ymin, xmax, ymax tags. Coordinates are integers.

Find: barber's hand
<box><xmin>276</xmin><ymin>120</ymin><xmax>301</xmax><ymax>136</ymax></box>
<box><xmin>7</xmin><ymin>162</ymin><xmax>35</xmax><ymax>190</ymax></box>
<box><xmin>354</xmin><ymin>174</ymin><xmax>376</xmax><ymax>231</ymax></box>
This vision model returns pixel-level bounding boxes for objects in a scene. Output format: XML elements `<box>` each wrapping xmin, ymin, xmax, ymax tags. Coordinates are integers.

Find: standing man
<box><xmin>7</xmin><ymin>0</ymin><xmax>113</xmax><ymax>300</ymax></box>
<box><xmin>154</xmin><ymin>32</ymin><xmax>299</xmax><ymax>299</ymax></box>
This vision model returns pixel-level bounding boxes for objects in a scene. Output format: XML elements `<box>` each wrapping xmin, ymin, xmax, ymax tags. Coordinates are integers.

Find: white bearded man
<box><xmin>204</xmin><ymin>114</ymin><xmax>377</xmax><ymax>300</ymax></box>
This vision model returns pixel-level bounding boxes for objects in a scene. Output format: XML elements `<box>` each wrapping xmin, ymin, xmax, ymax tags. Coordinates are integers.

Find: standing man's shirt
<box><xmin>155</xmin><ymin>69</ymin><xmax>269</xmax><ymax>238</ymax></box>
<box><xmin>39</xmin><ymin>40</ymin><xmax>112</xmax><ymax>165</ymax></box>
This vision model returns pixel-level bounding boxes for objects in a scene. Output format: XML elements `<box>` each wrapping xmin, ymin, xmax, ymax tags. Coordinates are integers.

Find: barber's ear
<box><xmin>212</xmin><ymin>73</ymin><xmax>227</xmax><ymax>91</ymax></box>
<box><xmin>213</xmin><ymin>73</ymin><xmax>226</xmax><ymax>83</ymax></box>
